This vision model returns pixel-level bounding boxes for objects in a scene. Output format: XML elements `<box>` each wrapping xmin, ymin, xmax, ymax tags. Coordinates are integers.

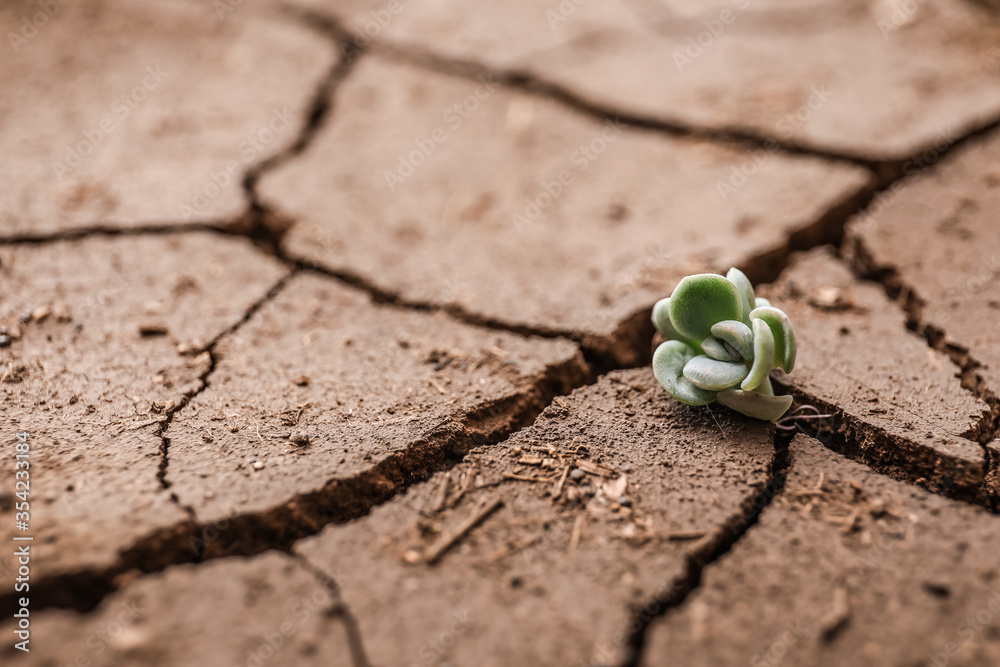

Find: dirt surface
<box><xmin>259</xmin><ymin>56</ymin><xmax>871</xmax><ymax>365</ymax></box>
<box><xmin>315</xmin><ymin>0</ymin><xmax>1000</xmax><ymax>161</ymax></box>
<box><xmin>1</xmin><ymin>1</ymin><xmax>1000</xmax><ymax>665</ymax></box>
<box><xmin>295</xmin><ymin>368</ymin><xmax>776</xmax><ymax>666</ymax></box>
<box><xmin>0</xmin><ymin>552</ymin><xmax>356</xmax><ymax>667</ymax></box>
<box><xmin>0</xmin><ymin>233</ymin><xmax>287</xmax><ymax>585</ymax></box>
<box><xmin>844</xmin><ymin>127</ymin><xmax>1000</xmax><ymax>507</ymax></box>
<box><xmin>989</xmin><ymin>440</ymin><xmax>1000</xmax><ymax>505</ymax></box>
<box><xmin>164</xmin><ymin>271</ymin><xmax>587</xmax><ymax>539</ymax></box>
<box><xmin>845</xmin><ymin>127</ymin><xmax>1000</xmax><ymax>438</ymax></box>
<box><xmin>758</xmin><ymin>248</ymin><xmax>989</xmax><ymax>500</ymax></box>
<box><xmin>0</xmin><ymin>0</ymin><xmax>334</xmax><ymax>236</ymax></box>
<box><xmin>642</xmin><ymin>434</ymin><xmax>1000</xmax><ymax>667</ymax></box>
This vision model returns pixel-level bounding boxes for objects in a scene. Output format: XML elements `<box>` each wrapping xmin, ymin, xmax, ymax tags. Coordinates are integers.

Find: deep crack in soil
<box><xmin>0</xmin><ymin>221</ymin><xmax>226</xmax><ymax>246</ymax></box>
<box><xmin>620</xmin><ymin>428</ymin><xmax>792</xmax><ymax>667</ymax></box>
<box><xmin>845</xmin><ymin>240</ymin><xmax>1000</xmax><ymax>511</ymax></box>
<box><xmin>237</xmin><ymin>11</ymin><xmax>370</xmax><ymax>255</ymax></box>
<box><xmin>833</xmin><ymin>121</ymin><xmax>1000</xmax><ymax>510</ymax></box>
<box><xmin>847</xmin><ymin>241</ymin><xmax>1000</xmax><ymax>446</ymax></box>
<box><xmin>362</xmin><ymin>35</ymin><xmax>873</xmax><ymax>170</ymax></box>
<box><xmin>0</xmin><ymin>340</ymin><xmax>589</xmax><ymax>616</ymax></box>
<box><xmin>293</xmin><ymin>554</ymin><xmax>373</xmax><ymax>667</ymax></box>
<box><xmin>156</xmin><ymin>270</ymin><xmax>300</xmax><ymax>500</ymax></box>
<box><xmin>772</xmin><ymin>379</ymin><xmax>989</xmax><ymax>507</ymax></box>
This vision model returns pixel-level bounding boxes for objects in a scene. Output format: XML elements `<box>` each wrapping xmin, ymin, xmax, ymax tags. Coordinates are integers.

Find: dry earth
<box><xmin>1</xmin><ymin>1</ymin><xmax>999</xmax><ymax>666</ymax></box>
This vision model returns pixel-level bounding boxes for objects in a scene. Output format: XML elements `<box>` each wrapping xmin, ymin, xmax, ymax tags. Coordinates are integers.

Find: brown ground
<box><xmin>1</xmin><ymin>1</ymin><xmax>999</xmax><ymax>666</ymax></box>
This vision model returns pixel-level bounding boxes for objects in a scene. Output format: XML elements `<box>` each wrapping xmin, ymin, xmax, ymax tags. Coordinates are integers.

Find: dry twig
<box><xmin>503</xmin><ymin>473</ymin><xmax>553</xmax><ymax>483</ymax></box>
<box><xmin>819</xmin><ymin>587</ymin><xmax>851</xmax><ymax>640</ymax></box>
<box><xmin>576</xmin><ymin>460</ymin><xmax>617</xmax><ymax>477</ymax></box>
<box><xmin>567</xmin><ymin>514</ymin><xmax>585</xmax><ymax>553</ymax></box>
<box><xmin>551</xmin><ymin>463</ymin><xmax>572</xmax><ymax>501</ymax></box>
<box><xmin>431</xmin><ymin>472</ymin><xmax>451</xmax><ymax>513</ymax></box>
<box><xmin>424</xmin><ymin>496</ymin><xmax>503</xmax><ymax>564</ymax></box>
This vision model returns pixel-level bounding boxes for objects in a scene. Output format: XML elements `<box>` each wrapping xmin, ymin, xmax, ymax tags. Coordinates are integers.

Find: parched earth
<box><xmin>1</xmin><ymin>1</ymin><xmax>999</xmax><ymax>665</ymax></box>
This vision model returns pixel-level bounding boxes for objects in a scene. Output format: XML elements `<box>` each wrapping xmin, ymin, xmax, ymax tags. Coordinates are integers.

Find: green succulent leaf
<box><xmin>650</xmin><ymin>270</ymin><xmax>797</xmax><ymax>422</ymax></box>
<box><xmin>669</xmin><ymin>274</ymin><xmax>742</xmax><ymax>340</ymax></box>
<box><xmin>742</xmin><ymin>318</ymin><xmax>775</xmax><ymax>391</ymax></box>
<box><xmin>711</xmin><ymin>320</ymin><xmax>754</xmax><ymax>362</ymax></box>
<box><xmin>653</xmin><ymin>341</ymin><xmax>718</xmax><ymax>406</ymax></box>
<box><xmin>749</xmin><ymin>306</ymin><xmax>797</xmax><ymax>372</ymax></box>
<box><xmin>752</xmin><ymin>376</ymin><xmax>775</xmax><ymax>396</ymax></box>
<box><xmin>652</xmin><ymin>297</ymin><xmax>702</xmax><ymax>350</ymax></box>
<box><xmin>726</xmin><ymin>268</ymin><xmax>755</xmax><ymax>325</ymax></box>
<box><xmin>683</xmin><ymin>355</ymin><xmax>748</xmax><ymax>391</ymax></box>
<box><xmin>717</xmin><ymin>389</ymin><xmax>793</xmax><ymax>422</ymax></box>
<box><xmin>701</xmin><ymin>336</ymin><xmax>734</xmax><ymax>362</ymax></box>
<box><xmin>651</xmin><ymin>298</ymin><xmax>677</xmax><ymax>338</ymax></box>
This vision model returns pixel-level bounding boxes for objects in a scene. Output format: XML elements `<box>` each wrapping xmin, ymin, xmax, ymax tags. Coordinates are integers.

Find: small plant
<box><xmin>651</xmin><ymin>268</ymin><xmax>796</xmax><ymax>422</ymax></box>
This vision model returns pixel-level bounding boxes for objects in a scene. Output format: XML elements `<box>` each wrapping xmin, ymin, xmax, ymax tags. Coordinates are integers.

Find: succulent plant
<box><xmin>651</xmin><ymin>268</ymin><xmax>796</xmax><ymax>421</ymax></box>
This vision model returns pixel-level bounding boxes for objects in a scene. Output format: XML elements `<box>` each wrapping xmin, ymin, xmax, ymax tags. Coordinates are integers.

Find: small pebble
<box><xmin>616</xmin><ymin>495</ymin><xmax>632</xmax><ymax>507</ymax></box>
<box><xmin>292</xmin><ymin>375</ymin><xmax>311</xmax><ymax>387</ymax></box>
<box><xmin>176</xmin><ymin>342</ymin><xmax>197</xmax><ymax>355</ymax></box>
<box><xmin>0</xmin><ymin>335</ymin><xmax>10</xmax><ymax>348</ymax></box>
<box><xmin>19</xmin><ymin>312</ymin><xmax>31</xmax><ymax>323</ymax></box>
<box><xmin>869</xmin><ymin>498</ymin><xmax>886</xmax><ymax>517</ymax></box>
<box><xmin>296</xmin><ymin>634</ymin><xmax>319</xmax><ymax>656</ymax></box>
<box><xmin>570</xmin><ymin>468</ymin><xmax>585</xmax><ymax>481</ymax></box>
<box><xmin>0</xmin><ymin>326</ymin><xmax>7</xmax><ymax>335</ymax></box>
<box><xmin>289</xmin><ymin>429</ymin><xmax>310</xmax><ymax>446</ymax></box>
<box><xmin>138</xmin><ymin>323</ymin><xmax>169</xmax><ymax>337</ymax></box>
<box><xmin>251</xmin><ymin>461</ymin><xmax>264</xmax><ymax>470</ymax></box>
